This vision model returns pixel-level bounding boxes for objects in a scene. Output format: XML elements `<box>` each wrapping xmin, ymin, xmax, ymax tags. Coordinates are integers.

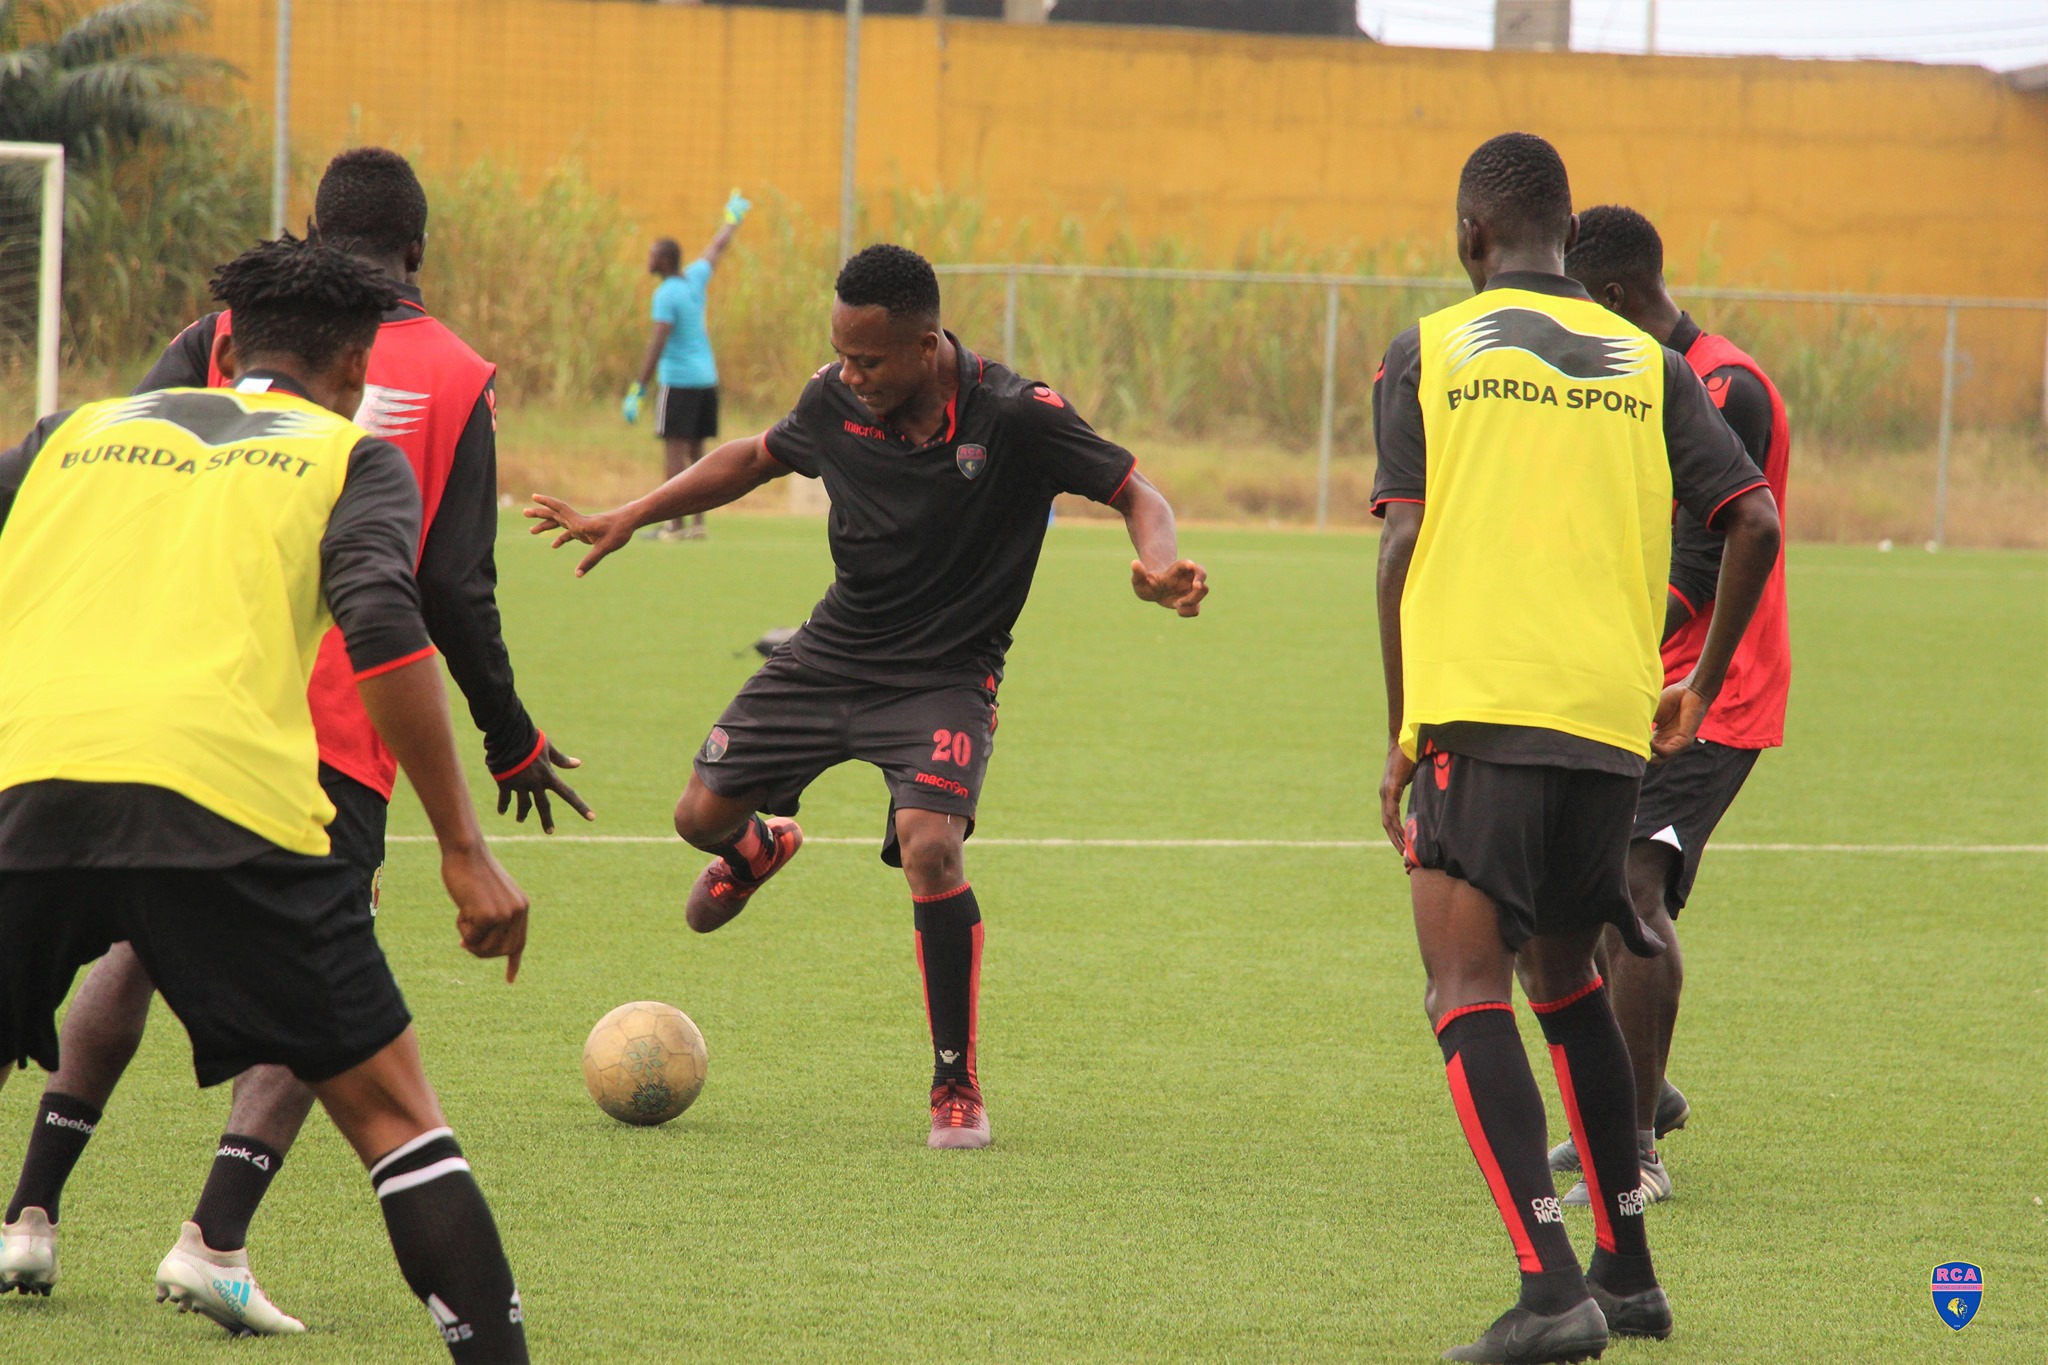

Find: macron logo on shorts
<box><xmin>43</xmin><ymin>1110</ymin><xmax>95</xmax><ymax>1135</ymax></box>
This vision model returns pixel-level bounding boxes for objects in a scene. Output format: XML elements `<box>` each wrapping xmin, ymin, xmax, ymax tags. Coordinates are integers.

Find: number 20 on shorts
<box><xmin>931</xmin><ymin>729</ymin><xmax>973</xmax><ymax>767</ymax></box>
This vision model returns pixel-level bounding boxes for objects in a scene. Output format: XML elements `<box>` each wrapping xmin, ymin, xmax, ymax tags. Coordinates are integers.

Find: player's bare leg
<box><xmin>1413</xmin><ymin>871</ymin><xmax>1609</xmax><ymax>1362</ymax></box>
<box><xmin>657</xmin><ymin>437</ymin><xmax>705</xmax><ymax>538</ymax></box>
<box><xmin>674</xmin><ymin>775</ymin><xmax>802</xmax><ymax>932</ymax></box>
<box><xmin>896</xmin><ymin>809</ymin><xmax>988</xmax><ymax>1149</ymax></box>
<box><xmin>1</xmin><ymin>943</ymin><xmax>156</xmax><ymax>1295</ymax></box>
<box><xmin>152</xmin><ymin>1063</ymin><xmax>319</xmax><ymax>1334</ymax></box>
<box><xmin>311</xmin><ymin>1027</ymin><xmax>526</xmax><ymax>1363</ymax></box>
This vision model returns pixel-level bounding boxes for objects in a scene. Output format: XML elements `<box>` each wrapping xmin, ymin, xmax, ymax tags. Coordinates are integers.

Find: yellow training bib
<box><xmin>1401</xmin><ymin>289</ymin><xmax>1673</xmax><ymax>760</ymax></box>
<box><xmin>0</xmin><ymin>386</ymin><xmax>365</xmax><ymax>855</ymax></box>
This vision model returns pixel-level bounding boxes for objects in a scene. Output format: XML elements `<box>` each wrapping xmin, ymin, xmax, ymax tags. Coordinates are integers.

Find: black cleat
<box><xmin>1589</xmin><ymin>1279</ymin><xmax>1673</xmax><ymax>1340</ymax></box>
<box><xmin>1549</xmin><ymin>1079</ymin><xmax>1692</xmax><ymax>1175</ymax></box>
<box><xmin>1442</xmin><ymin>1297</ymin><xmax>1608</xmax><ymax>1363</ymax></box>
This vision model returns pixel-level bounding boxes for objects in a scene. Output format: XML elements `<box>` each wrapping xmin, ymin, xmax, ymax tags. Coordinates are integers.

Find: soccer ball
<box><xmin>581</xmin><ymin>1001</ymin><xmax>708</xmax><ymax>1126</ymax></box>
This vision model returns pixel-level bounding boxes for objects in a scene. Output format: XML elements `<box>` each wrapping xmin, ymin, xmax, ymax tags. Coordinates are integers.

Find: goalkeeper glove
<box><xmin>622</xmin><ymin>382</ymin><xmax>644</xmax><ymax>425</ymax></box>
<box><xmin>724</xmin><ymin>189</ymin><xmax>751</xmax><ymax>226</ymax></box>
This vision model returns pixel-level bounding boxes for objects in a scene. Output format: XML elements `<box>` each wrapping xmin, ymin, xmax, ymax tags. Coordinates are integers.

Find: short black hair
<box><xmin>1566</xmin><ymin>205</ymin><xmax>1664</xmax><ymax>291</ymax></box>
<box><xmin>835</xmin><ymin>244</ymin><xmax>941</xmax><ymax>329</ymax></box>
<box><xmin>312</xmin><ymin>147</ymin><xmax>428</xmax><ymax>259</ymax></box>
<box><xmin>651</xmin><ymin>237</ymin><xmax>682</xmax><ymax>270</ymax></box>
<box><xmin>1458</xmin><ymin>132</ymin><xmax>1573</xmax><ymax>247</ymax></box>
<box><xmin>210</xmin><ymin>234</ymin><xmax>399</xmax><ymax>369</ymax></box>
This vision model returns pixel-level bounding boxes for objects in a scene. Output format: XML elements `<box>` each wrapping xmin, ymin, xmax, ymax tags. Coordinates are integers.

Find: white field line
<box><xmin>385</xmin><ymin>835</ymin><xmax>2047</xmax><ymax>853</ymax></box>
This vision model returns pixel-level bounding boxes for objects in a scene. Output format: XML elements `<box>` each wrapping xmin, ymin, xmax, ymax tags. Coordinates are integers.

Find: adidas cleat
<box><xmin>1442</xmin><ymin>1297</ymin><xmax>1608</xmax><ymax>1363</ymax></box>
<box><xmin>928</xmin><ymin>1081</ymin><xmax>991</xmax><ymax>1150</ymax></box>
<box><xmin>1589</xmin><ymin>1279</ymin><xmax>1674</xmax><ymax>1340</ymax></box>
<box><xmin>154</xmin><ymin>1221</ymin><xmax>305</xmax><ymax>1336</ymax></box>
<box><xmin>1563</xmin><ymin>1149</ymin><xmax>1672</xmax><ymax>1209</ymax></box>
<box><xmin>685</xmin><ymin>817</ymin><xmax>803</xmax><ymax>933</ymax></box>
<box><xmin>1549</xmin><ymin>1080</ymin><xmax>1692</xmax><ymax>1175</ymax></box>
<box><xmin>0</xmin><ymin>1207</ymin><xmax>57</xmax><ymax>1295</ymax></box>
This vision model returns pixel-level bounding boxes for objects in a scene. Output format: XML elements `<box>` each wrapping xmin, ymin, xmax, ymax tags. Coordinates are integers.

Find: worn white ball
<box><xmin>581</xmin><ymin>1001</ymin><xmax>707</xmax><ymax>1126</ymax></box>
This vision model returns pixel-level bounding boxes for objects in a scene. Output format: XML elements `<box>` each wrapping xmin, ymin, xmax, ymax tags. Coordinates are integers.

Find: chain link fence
<box><xmin>935</xmin><ymin>264</ymin><xmax>2048</xmax><ymax>548</ymax></box>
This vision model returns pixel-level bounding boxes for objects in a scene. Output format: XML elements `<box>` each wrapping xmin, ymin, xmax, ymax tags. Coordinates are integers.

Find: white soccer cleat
<box><xmin>0</xmin><ymin>1207</ymin><xmax>58</xmax><ymax>1295</ymax></box>
<box><xmin>154</xmin><ymin>1221</ymin><xmax>306</xmax><ymax>1336</ymax></box>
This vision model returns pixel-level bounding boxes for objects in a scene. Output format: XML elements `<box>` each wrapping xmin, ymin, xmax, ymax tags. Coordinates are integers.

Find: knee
<box><xmin>896</xmin><ymin>819</ymin><xmax>965</xmax><ymax>893</ymax></box>
<box><xmin>672</xmin><ymin>788</ymin><xmax>728</xmax><ymax>848</ymax></box>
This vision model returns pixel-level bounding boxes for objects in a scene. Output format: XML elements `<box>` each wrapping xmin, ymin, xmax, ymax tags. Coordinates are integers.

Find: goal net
<box><xmin>0</xmin><ymin>142</ymin><xmax>64</xmax><ymax>422</ymax></box>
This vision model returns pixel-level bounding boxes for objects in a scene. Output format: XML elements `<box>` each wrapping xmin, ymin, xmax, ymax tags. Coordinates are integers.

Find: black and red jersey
<box><xmin>1662</xmin><ymin>318</ymin><xmax>1792</xmax><ymax>750</ymax></box>
<box><xmin>762</xmin><ymin>335</ymin><xmax>1136</xmax><ymax>688</ymax></box>
<box><xmin>137</xmin><ymin>286</ymin><xmax>540</xmax><ymax>796</ymax></box>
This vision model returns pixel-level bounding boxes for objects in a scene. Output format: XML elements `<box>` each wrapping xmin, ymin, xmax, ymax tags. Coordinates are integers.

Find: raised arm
<box><xmin>1112</xmin><ymin>470</ymin><xmax>1207</xmax><ymax>616</ymax></box>
<box><xmin>700</xmin><ymin>190</ymin><xmax>750</xmax><ymax>267</ymax></box>
<box><xmin>524</xmin><ymin>431</ymin><xmax>788</xmax><ymax>577</ymax></box>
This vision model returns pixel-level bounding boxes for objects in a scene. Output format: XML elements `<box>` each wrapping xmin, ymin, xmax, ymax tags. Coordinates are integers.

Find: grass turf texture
<box><xmin>2</xmin><ymin>518</ymin><xmax>2042</xmax><ymax>1363</ymax></box>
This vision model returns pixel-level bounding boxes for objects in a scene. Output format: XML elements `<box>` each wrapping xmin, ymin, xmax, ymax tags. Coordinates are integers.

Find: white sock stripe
<box><xmin>368</xmin><ymin>1126</ymin><xmax>456</xmax><ymax>1182</ymax></box>
<box><xmin>374</xmin><ymin>1156</ymin><xmax>472</xmax><ymax>1199</ymax></box>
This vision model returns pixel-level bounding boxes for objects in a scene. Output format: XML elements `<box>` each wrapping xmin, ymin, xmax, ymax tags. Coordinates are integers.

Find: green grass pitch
<box><xmin>3</xmin><ymin>516</ymin><xmax>2043</xmax><ymax>1362</ymax></box>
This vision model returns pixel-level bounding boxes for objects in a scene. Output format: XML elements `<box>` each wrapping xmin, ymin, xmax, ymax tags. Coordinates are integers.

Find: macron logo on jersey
<box><xmin>355</xmin><ymin>385</ymin><xmax>431</xmax><ymax>440</ymax></box>
<box><xmin>1445</xmin><ymin>308</ymin><xmax>1653</xmax><ymax>381</ymax></box>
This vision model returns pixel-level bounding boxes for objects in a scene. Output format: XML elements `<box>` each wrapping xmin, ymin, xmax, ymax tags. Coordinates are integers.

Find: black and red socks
<box><xmin>1435</xmin><ymin>1002</ymin><xmax>1587</xmax><ymax>1315</ymax></box>
<box><xmin>6</xmin><ymin>1092</ymin><xmax>100</xmax><ymax>1224</ymax></box>
<box><xmin>1532</xmin><ymin>976</ymin><xmax>1658</xmax><ymax>1297</ymax></box>
<box><xmin>190</xmin><ymin>1133</ymin><xmax>284</xmax><ymax>1252</ymax></box>
<box><xmin>369</xmin><ymin>1128</ymin><xmax>527</xmax><ymax>1364</ymax></box>
<box><xmin>913</xmin><ymin>884</ymin><xmax>983</xmax><ymax>1091</ymax></box>
<box><xmin>712</xmin><ymin>814</ymin><xmax>775</xmax><ymax>883</ymax></box>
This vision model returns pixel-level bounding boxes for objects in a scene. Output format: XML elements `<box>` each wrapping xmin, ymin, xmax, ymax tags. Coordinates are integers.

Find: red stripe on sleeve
<box><xmin>1704</xmin><ymin>480</ymin><xmax>1769</xmax><ymax>530</ymax></box>
<box><xmin>352</xmin><ymin>644</ymin><xmax>437</xmax><ymax>682</ymax></box>
<box><xmin>1104</xmin><ymin>460</ymin><xmax>1137</xmax><ymax>505</ymax></box>
<box><xmin>491</xmin><ymin>731</ymin><xmax>547</xmax><ymax>783</ymax></box>
<box><xmin>1667</xmin><ymin>585</ymin><xmax>1698</xmax><ymax>618</ymax></box>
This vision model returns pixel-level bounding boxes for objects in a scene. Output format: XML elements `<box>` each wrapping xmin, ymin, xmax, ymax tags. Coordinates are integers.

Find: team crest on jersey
<box><xmin>1931</xmin><ymin>1262</ymin><xmax>1983</xmax><ymax>1330</ymax></box>
<box><xmin>701</xmin><ymin>726</ymin><xmax>729</xmax><ymax>763</ymax></box>
<box><xmin>1445</xmin><ymin>308</ymin><xmax>1654</xmax><ymax>381</ymax></box>
<box><xmin>956</xmin><ymin>444</ymin><xmax>988</xmax><ymax>480</ymax></box>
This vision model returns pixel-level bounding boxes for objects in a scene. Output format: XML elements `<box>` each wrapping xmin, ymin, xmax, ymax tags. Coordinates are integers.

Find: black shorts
<box><xmin>655</xmin><ymin>384</ymin><xmax>719</xmax><ymax>441</ymax></box>
<box><xmin>0</xmin><ymin>852</ymin><xmax>411</xmax><ymax>1088</ymax></box>
<box><xmin>694</xmin><ymin>651</ymin><xmax>997</xmax><ymax>867</ymax></box>
<box><xmin>320</xmin><ymin>762</ymin><xmax>390</xmax><ymax>912</ymax></box>
<box><xmin>1631</xmin><ymin>740</ymin><xmax>1761</xmax><ymax>914</ymax></box>
<box><xmin>1404</xmin><ymin>751</ymin><xmax>1652</xmax><ymax>952</ymax></box>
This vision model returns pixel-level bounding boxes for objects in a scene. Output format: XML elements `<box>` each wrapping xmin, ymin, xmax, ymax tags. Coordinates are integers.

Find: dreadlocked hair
<box><xmin>209</xmin><ymin>234</ymin><xmax>398</xmax><ymax>369</ymax></box>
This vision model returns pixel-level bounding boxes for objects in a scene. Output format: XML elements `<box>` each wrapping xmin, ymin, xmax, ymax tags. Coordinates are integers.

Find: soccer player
<box><xmin>0</xmin><ymin>236</ymin><xmax>532</xmax><ymax>1363</ymax></box>
<box><xmin>1372</xmin><ymin>133</ymin><xmax>1781</xmax><ymax>1361</ymax></box>
<box><xmin>529</xmin><ymin>244</ymin><xmax>1208</xmax><ymax>1149</ymax></box>
<box><xmin>0</xmin><ymin>147</ymin><xmax>585</xmax><ymax>1333</ymax></box>
<box><xmin>622</xmin><ymin>191</ymin><xmax>751</xmax><ymax>540</ymax></box>
<box><xmin>1542</xmin><ymin>204</ymin><xmax>1792</xmax><ymax>1208</ymax></box>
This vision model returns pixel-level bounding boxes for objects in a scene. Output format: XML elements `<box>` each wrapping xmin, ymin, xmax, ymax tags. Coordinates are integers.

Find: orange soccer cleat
<box><xmin>684</xmin><ymin>817</ymin><xmax>803</xmax><ymax>933</ymax></box>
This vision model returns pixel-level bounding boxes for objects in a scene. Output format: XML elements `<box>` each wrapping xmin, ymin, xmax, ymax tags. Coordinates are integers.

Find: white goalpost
<box><xmin>0</xmin><ymin>141</ymin><xmax>65</xmax><ymax>417</ymax></box>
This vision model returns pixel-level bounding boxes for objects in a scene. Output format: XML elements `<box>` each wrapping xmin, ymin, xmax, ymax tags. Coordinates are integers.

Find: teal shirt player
<box><xmin>653</xmin><ymin>260</ymin><xmax>717</xmax><ymax>388</ymax></box>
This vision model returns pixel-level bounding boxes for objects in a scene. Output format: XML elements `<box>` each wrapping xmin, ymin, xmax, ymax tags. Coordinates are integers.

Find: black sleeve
<box><xmin>1661</xmin><ymin>348</ymin><xmax>1768</xmax><ymax>529</ymax></box>
<box><xmin>0</xmin><ymin>411</ymin><xmax>69</xmax><ymax>535</ymax></box>
<box><xmin>1010</xmin><ymin>383</ymin><xmax>1136</xmax><ymax>503</ymax></box>
<box><xmin>415</xmin><ymin>380</ymin><xmax>542</xmax><ymax>776</ymax></box>
<box><xmin>1705</xmin><ymin>365</ymin><xmax>1775</xmax><ymax>470</ymax></box>
<box><xmin>761</xmin><ymin>373</ymin><xmax>829</xmax><ymax>478</ymax></box>
<box><xmin>134</xmin><ymin>314</ymin><xmax>220</xmax><ymax>393</ymax></box>
<box><xmin>1666</xmin><ymin>508</ymin><xmax>1723</xmax><ymax>619</ymax></box>
<box><xmin>321</xmin><ymin>436</ymin><xmax>431</xmax><ymax>676</ymax></box>
<box><xmin>1371</xmin><ymin>326</ymin><xmax>1426</xmax><ymax>513</ymax></box>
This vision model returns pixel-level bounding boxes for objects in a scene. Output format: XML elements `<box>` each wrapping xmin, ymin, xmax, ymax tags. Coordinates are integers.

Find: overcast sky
<box><xmin>1354</xmin><ymin>0</ymin><xmax>2048</xmax><ymax>72</ymax></box>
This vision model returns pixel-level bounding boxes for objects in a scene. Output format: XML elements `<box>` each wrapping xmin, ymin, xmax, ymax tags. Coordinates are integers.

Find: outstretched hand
<box><xmin>526</xmin><ymin>494</ymin><xmax>632</xmax><ymax>577</ymax></box>
<box><xmin>1131</xmin><ymin>558</ymin><xmax>1209</xmax><ymax>617</ymax></box>
<box><xmin>1651</xmin><ymin>678</ymin><xmax>1712</xmax><ymax>761</ymax></box>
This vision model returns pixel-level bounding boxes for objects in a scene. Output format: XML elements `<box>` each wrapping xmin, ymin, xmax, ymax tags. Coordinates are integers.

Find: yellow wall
<box><xmin>196</xmin><ymin>0</ymin><xmax>2048</xmax><ymax>295</ymax></box>
<box><xmin>193</xmin><ymin>1</ymin><xmax>2048</xmax><ymax>415</ymax></box>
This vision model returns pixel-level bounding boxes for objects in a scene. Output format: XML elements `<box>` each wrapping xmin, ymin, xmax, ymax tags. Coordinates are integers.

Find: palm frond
<box><xmin>50</xmin><ymin>0</ymin><xmax>201</xmax><ymax>68</ymax></box>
